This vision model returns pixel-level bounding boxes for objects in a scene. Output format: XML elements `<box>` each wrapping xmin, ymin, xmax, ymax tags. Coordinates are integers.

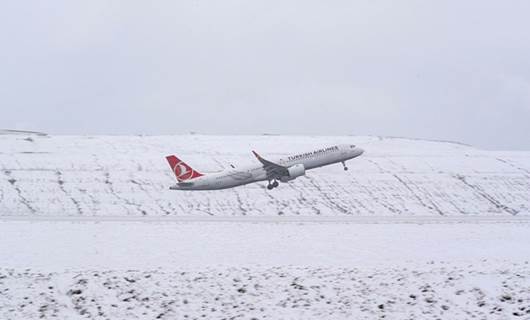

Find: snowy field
<box><xmin>1</xmin><ymin>133</ymin><xmax>530</xmax><ymax>319</ymax></box>
<box><xmin>1</xmin><ymin>221</ymin><xmax>530</xmax><ymax>319</ymax></box>
<box><xmin>2</xmin><ymin>264</ymin><xmax>530</xmax><ymax>320</ymax></box>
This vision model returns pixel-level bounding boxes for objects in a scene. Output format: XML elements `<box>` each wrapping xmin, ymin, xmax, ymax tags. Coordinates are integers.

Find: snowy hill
<box><xmin>0</xmin><ymin>134</ymin><xmax>529</xmax><ymax>217</ymax></box>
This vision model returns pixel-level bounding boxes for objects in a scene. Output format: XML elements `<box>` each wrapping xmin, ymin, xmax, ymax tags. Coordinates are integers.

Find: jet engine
<box><xmin>280</xmin><ymin>164</ymin><xmax>306</xmax><ymax>182</ymax></box>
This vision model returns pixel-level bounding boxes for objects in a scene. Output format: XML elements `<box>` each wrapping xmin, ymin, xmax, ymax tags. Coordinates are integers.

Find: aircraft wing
<box><xmin>252</xmin><ymin>151</ymin><xmax>289</xmax><ymax>179</ymax></box>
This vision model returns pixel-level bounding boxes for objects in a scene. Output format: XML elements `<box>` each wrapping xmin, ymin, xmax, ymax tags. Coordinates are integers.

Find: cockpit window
<box><xmin>350</xmin><ymin>145</ymin><xmax>356</xmax><ymax>148</ymax></box>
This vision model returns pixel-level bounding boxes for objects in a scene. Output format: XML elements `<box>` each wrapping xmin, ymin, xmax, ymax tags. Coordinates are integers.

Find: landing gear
<box><xmin>342</xmin><ymin>161</ymin><xmax>349</xmax><ymax>171</ymax></box>
<box><xmin>267</xmin><ymin>180</ymin><xmax>280</xmax><ymax>190</ymax></box>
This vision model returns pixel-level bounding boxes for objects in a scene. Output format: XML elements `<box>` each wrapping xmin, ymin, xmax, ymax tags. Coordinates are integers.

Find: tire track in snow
<box><xmin>3</xmin><ymin>170</ymin><xmax>36</xmax><ymax>215</ymax></box>
<box><xmin>130</xmin><ymin>179</ymin><xmax>172</xmax><ymax>216</ymax></box>
<box><xmin>392</xmin><ymin>174</ymin><xmax>445</xmax><ymax>216</ymax></box>
<box><xmin>496</xmin><ymin>158</ymin><xmax>530</xmax><ymax>177</ymax></box>
<box><xmin>103</xmin><ymin>171</ymin><xmax>146</xmax><ymax>216</ymax></box>
<box><xmin>306</xmin><ymin>176</ymin><xmax>349</xmax><ymax>214</ymax></box>
<box><xmin>454</xmin><ymin>174</ymin><xmax>519</xmax><ymax>216</ymax></box>
<box><xmin>56</xmin><ymin>171</ymin><xmax>83</xmax><ymax>215</ymax></box>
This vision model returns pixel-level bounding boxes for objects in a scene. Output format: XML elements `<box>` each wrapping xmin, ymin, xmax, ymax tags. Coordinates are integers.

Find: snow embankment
<box><xmin>0</xmin><ymin>134</ymin><xmax>529</xmax><ymax>217</ymax></box>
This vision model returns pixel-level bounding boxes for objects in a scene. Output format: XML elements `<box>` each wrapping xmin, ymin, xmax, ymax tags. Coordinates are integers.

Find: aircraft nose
<box><xmin>355</xmin><ymin>147</ymin><xmax>364</xmax><ymax>157</ymax></box>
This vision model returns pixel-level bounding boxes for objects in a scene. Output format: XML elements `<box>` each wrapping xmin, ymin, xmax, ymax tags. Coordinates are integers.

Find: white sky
<box><xmin>1</xmin><ymin>1</ymin><xmax>529</xmax><ymax>150</ymax></box>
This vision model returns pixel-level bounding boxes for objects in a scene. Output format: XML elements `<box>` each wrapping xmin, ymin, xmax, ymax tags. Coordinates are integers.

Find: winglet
<box><xmin>252</xmin><ymin>150</ymin><xmax>266</xmax><ymax>164</ymax></box>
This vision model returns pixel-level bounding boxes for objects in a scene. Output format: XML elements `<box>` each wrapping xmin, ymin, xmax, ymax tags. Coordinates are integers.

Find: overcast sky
<box><xmin>1</xmin><ymin>1</ymin><xmax>529</xmax><ymax>150</ymax></box>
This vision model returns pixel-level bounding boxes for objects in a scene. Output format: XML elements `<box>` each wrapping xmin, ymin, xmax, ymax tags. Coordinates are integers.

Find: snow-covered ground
<box><xmin>2</xmin><ymin>221</ymin><xmax>530</xmax><ymax>271</ymax></box>
<box><xmin>2</xmin><ymin>264</ymin><xmax>529</xmax><ymax>320</ymax></box>
<box><xmin>1</xmin><ymin>221</ymin><xmax>530</xmax><ymax>319</ymax></box>
<box><xmin>1</xmin><ymin>133</ymin><xmax>530</xmax><ymax>319</ymax></box>
<box><xmin>0</xmin><ymin>134</ymin><xmax>529</xmax><ymax>217</ymax></box>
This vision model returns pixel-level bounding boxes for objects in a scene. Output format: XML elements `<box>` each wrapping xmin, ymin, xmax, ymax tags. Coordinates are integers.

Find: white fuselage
<box><xmin>170</xmin><ymin>144</ymin><xmax>364</xmax><ymax>190</ymax></box>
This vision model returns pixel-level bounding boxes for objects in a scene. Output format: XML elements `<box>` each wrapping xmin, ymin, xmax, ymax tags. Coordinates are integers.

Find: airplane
<box><xmin>166</xmin><ymin>144</ymin><xmax>364</xmax><ymax>191</ymax></box>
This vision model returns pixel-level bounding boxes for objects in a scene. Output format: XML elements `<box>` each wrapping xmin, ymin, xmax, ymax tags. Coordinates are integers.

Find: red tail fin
<box><xmin>166</xmin><ymin>155</ymin><xmax>204</xmax><ymax>182</ymax></box>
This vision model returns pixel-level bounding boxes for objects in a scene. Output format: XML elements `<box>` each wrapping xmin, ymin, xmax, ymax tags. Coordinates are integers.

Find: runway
<box><xmin>1</xmin><ymin>214</ymin><xmax>529</xmax><ymax>224</ymax></box>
